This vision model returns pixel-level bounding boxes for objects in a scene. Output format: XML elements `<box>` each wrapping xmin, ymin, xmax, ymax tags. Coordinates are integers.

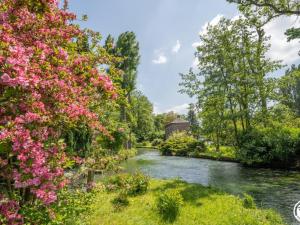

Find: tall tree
<box><xmin>115</xmin><ymin>32</ymin><xmax>140</xmax><ymax>122</ymax></box>
<box><xmin>131</xmin><ymin>91</ymin><xmax>155</xmax><ymax>142</ymax></box>
<box><xmin>278</xmin><ymin>65</ymin><xmax>300</xmax><ymax>116</ymax></box>
<box><xmin>104</xmin><ymin>32</ymin><xmax>140</xmax><ymax>148</ymax></box>
<box><xmin>187</xmin><ymin>103</ymin><xmax>200</xmax><ymax>138</ymax></box>
<box><xmin>180</xmin><ymin>17</ymin><xmax>280</xmax><ymax>147</ymax></box>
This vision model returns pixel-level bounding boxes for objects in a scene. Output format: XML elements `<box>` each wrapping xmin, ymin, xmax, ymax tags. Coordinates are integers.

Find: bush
<box><xmin>243</xmin><ymin>193</ymin><xmax>256</xmax><ymax>209</ymax></box>
<box><xmin>106</xmin><ymin>172</ymin><xmax>149</xmax><ymax>196</ymax></box>
<box><xmin>111</xmin><ymin>193</ymin><xmax>129</xmax><ymax>210</ymax></box>
<box><xmin>159</xmin><ymin>132</ymin><xmax>206</xmax><ymax>156</ymax></box>
<box><xmin>152</xmin><ymin>138</ymin><xmax>163</xmax><ymax>147</ymax></box>
<box><xmin>156</xmin><ymin>190</ymin><xmax>183</xmax><ymax>222</ymax></box>
<box><xmin>238</xmin><ymin>126</ymin><xmax>300</xmax><ymax>166</ymax></box>
<box><xmin>106</xmin><ymin>129</ymin><xmax>128</xmax><ymax>152</ymax></box>
<box><xmin>20</xmin><ymin>187</ymin><xmax>100</xmax><ymax>225</ymax></box>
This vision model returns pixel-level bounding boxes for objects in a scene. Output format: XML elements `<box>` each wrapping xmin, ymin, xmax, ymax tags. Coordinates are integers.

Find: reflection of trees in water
<box><xmin>207</xmin><ymin>162</ymin><xmax>244</xmax><ymax>194</ymax></box>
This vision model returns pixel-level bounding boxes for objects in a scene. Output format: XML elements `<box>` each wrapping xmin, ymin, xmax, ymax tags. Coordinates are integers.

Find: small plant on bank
<box><xmin>126</xmin><ymin>172</ymin><xmax>149</xmax><ymax>196</ymax></box>
<box><xmin>111</xmin><ymin>192</ymin><xmax>130</xmax><ymax>211</ymax></box>
<box><xmin>106</xmin><ymin>172</ymin><xmax>149</xmax><ymax>196</ymax></box>
<box><xmin>152</xmin><ymin>138</ymin><xmax>163</xmax><ymax>147</ymax></box>
<box><xmin>156</xmin><ymin>189</ymin><xmax>183</xmax><ymax>222</ymax></box>
<box><xmin>243</xmin><ymin>193</ymin><xmax>256</xmax><ymax>209</ymax></box>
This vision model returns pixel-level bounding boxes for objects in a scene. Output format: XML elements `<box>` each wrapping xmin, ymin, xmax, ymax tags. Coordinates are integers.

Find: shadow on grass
<box><xmin>152</xmin><ymin>180</ymin><xmax>224</xmax><ymax>223</ymax></box>
<box><xmin>152</xmin><ymin>179</ymin><xmax>222</xmax><ymax>207</ymax></box>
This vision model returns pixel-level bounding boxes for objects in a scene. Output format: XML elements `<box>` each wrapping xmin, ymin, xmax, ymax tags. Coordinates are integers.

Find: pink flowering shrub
<box><xmin>0</xmin><ymin>0</ymin><xmax>116</xmax><ymax>223</ymax></box>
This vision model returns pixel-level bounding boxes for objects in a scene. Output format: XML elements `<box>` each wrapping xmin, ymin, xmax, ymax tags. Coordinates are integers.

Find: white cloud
<box><xmin>167</xmin><ymin>103</ymin><xmax>189</xmax><ymax>114</ymax></box>
<box><xmin>172</xmin><ymin>40</ymin><xmax>181</xmax><ymax>53</ymax></box>
<box><xmin>152</xmin><ymin>51</ymin><xmax>168</xmax><ymax>64</ymax></box>
<box><xmin>152</xmin><ymin>54</ymin><xmax>167</xmax><ymax>64</ymax></box>
<box><xmin>192</xmin><ymin>14</ymin><xmax>224</xmax><ymax>49</ymax></box>
<box><xmin>265</xmin><ymin>16</ymin><xmax>300</xmax><ymax>65</ymax></box>
<box><xmin>153</xmin><ymin>105</ymin><xmax>160</xmax><ymax>114</ymax></box>
<box><xmin>199</xmin><ymin>14</ymin><xmax>224</xmax><ymax>36</ymax></box>
<box><xmin>154</xmin><ymin>103</ymin><xmax>190</xmax><ymax>115</ymax></box>
<box><xmin>192</xmin><ymin>41</ymin><xmax>201</xmax><ymax>48</ymax></box>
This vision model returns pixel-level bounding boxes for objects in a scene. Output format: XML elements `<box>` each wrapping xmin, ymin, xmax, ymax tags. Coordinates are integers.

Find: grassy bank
<box><xmin>192</xmin><ymin>145</ymin><xmax>237</xmax><ymax>162</ymax></box>
<box><xmin>88</xmin><ymin>179</ymin><xmax>285</xmax><ymax>225</ymax></box>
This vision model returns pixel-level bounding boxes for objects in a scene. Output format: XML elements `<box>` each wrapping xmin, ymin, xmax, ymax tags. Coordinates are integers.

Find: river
<box><xmin>122</xmin><ymin>149</ymin><xmax>300</xmax><ymax>225</ymax></box>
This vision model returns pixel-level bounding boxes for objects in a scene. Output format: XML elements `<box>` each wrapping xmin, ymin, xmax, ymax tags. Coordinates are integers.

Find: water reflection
<box><xmin>122</xmin><ymin>149</ymin><xmax>300</xmax><ymax>224</ymax></box>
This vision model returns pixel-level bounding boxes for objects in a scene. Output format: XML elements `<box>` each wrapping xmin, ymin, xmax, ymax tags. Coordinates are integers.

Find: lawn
<box><xmin>88</xmin><ymin>179</ymin><xmax>285</xmax><ymax>225</ymax></box>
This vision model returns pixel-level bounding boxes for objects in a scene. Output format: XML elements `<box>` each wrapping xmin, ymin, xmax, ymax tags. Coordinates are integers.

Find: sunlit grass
<box><xmin>88</xmin><ymin>179</ymin><xmax>285</xmax><ymax>225</ymax></box>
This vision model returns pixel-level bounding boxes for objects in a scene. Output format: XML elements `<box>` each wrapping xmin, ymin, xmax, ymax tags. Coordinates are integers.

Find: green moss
<box><xmin>88</xmin><ymin>179</ymin><xmax>285</xmax><ymax>225</ymax></box>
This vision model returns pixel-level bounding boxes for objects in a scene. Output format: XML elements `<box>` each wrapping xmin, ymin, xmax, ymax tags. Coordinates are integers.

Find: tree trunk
<box><xmin>87</xmin><ymin>169</ymin><xmax>94</xmax><ymax>192</ymax></box>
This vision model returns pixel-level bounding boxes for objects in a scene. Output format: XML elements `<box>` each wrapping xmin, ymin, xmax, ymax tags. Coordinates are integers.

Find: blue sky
<box><xmin>68</xmin><ymin>0</ymin><xmax>300</xmax><ymax>114</ymax></box>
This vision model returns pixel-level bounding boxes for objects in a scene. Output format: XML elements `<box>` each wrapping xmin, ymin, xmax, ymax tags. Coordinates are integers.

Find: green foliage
<box><xmin>196</xmin><ymin>145</ymin><xmax>236</xmax><ymax>160</ymax></box>
<box><xmin>180</xmin><ymin>17</ymin><xmax>281</xmax><ymax>151</ymax></box>
<box><xmin>106</xmin><ymin>172</ymin><xmax>149</xmax><ymax>196</ymax></box>
<box><xmin>285</xmin><ymin>27</ymin><xmax>300</xmax><ymax>41</ymax></box>
<box><xmin>85</xmin><ymin>148</ymin><xmax>136</xmax><ymax>174</ymax></box>
<box><xmin>159</xmin><ymin>132</ymin><xmax>205</xmax><ymax>156</ymax></box>
<box><xmin>136</xmin><ymin>141</ymin><xmax>152</xmax><ymax>148</ymax></box>
<box><xmin>20</xmin><ymin>187</ymin><xmax>100</xmax><ymax>225</ymax></box>
<box><xmin>156</xmin><ymin>189</ymin><xmax>183</xmax><ymax>222</ymax></box>
<box><xmin>104</xmin><ymin>32</ymin><xmax>141</xmax><ymax>149</ymax></box>
<box><xmin>64</xmin><ymin>123</ymin><xmax>92</xmax><ymax>157</ymax></box>
<box><xmin>131</xmin><ymin>91</ymin><xmax>155</xmax><ymax>142</ymax></box>
<box><xmin>101</xmin><ymin>127</ymin><xmax>129</xmax><ymax>152</ymax></box>
<box><xmin>187</xmin><ymin>103</ymin><xmax>200</xmax><ymax>138</ymax></box>
<box><xmin>278</xmin><ymin>65</ymin><xmax>300</xmax><ymax>116</ymax></box>
<box><xmin>238</xmin><ymin>126</ymin><xmax>300</xmax><ymax>166</ymax></box>
<box><xmin>243</xmin><ymin>193</ymin><xmax>256</xmax><ymax>209</ymax></box>
<box><xmin>227</xmin><ymin>0</ymin><xmax>300</xmax><ymax>17</ymax></box>
<box><xmin>152</xmin><ymin>138</ymin><xmax>164</xmax><ymax>147</ymax></box>
<box><xmin>111</xmin><ymin>193</ymin><xmax>129</xmax><ymax>211</ymax></box>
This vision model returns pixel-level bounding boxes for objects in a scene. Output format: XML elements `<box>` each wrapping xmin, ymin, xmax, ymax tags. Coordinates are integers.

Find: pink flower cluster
<box><xmin>0</xmin><ymin>196</ymin><xmax>22</xmax><ymax>225</ymax></box>
<box><xmin>0</xmin><ymin>0</ymin><xmax>117</xmax><ymax>223</ymax></box>
<box><xmin>91</xmin><ymin>74</ymin><xmax>115</xmax><ymax>92</ymax></box>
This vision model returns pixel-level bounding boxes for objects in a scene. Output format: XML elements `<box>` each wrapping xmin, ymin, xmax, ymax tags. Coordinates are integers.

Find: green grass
<box><xmin>88</xmin><ymin>179</ymin><xmax>285</xmax><ymax>225</ymax></box>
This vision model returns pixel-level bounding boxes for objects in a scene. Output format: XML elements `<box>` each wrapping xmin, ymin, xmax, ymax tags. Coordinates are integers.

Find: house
<box><xmin>165</xmin><ymin>118</ymin><xmax>190</xmax><ymax>139</ymax></box>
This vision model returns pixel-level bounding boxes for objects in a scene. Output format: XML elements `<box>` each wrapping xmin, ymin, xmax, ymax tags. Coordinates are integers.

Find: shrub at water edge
<box><xmin>159</xmin><ymin>131</ymin><xmax>206</xmax><ymax>156</ymax></box>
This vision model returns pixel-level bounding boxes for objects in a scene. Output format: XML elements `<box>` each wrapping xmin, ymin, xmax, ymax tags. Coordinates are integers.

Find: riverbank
<box><xmin>88</xmin><ymin>179</ymin><xmax>285</xmax><ymax>225</ymax></box>
<box><xmin>189</xmin><ymin>145</ymin><xmax>238</xmax><ymax>162</ymax></box>
<box><xmin>122</xmin><ymin>149</ymin><xmax>300</xmax><ymax>223</ymax></box>
<box><xmin>159</xmin><ymin>145</ymin><xmax>238</xmax><ymax>163</ymax></box>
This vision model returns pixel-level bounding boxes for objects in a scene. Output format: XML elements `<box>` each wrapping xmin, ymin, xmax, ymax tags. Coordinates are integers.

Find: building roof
<box><xmin>166</xmin><ymin>118</ymin><xmax>189</xmax><ymax>126</ymax></box>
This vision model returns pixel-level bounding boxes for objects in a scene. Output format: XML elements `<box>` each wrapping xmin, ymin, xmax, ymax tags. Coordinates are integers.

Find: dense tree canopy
<box><xmin>131</xmin><ymin>91</ymin><xmax>155</xmax><ymax>142</ymax></box>
<box><xmin>104</xmin><ymin>32</ymin><xmax>140</xmax><ymax>148</ymax></box>
<box><xmin>228</xmin><ymin>0</ymin><xmax>300</xmax><ymax>42</ymax></box>
<box><xmin>180</xmin><ymin>17</ymin><xmax>281</xmax><ymax>148</ymax></box>
<box><xmin>227</xmin><ymin>0</ymin><xmax>300</xmax><ymax>16</ymax></box>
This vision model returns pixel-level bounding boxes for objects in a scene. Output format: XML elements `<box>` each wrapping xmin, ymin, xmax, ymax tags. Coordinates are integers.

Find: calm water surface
<box><xmin>122</xmin><ymin>149</ymin><xmax>300</xmax><ymax>225</ymax></box>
